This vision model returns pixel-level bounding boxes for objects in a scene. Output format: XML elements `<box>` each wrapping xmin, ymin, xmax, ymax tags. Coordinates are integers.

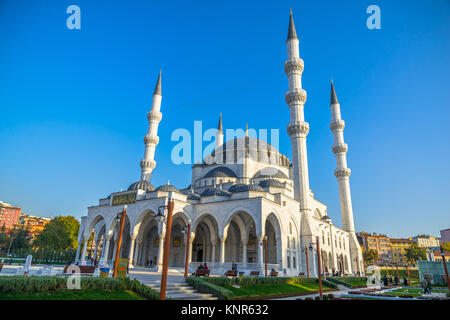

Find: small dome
<box><xmin>187</xmin><ymin>193</ymin><xmax>201</xmax><ymax>201</ymax></box>
<box><xmin>156</xmin><ymin>184</ymin><xmax>179</xmax><ymax>192</ymax></box>
<box><xmin>128</xmin><ymin>180</ymin><xmax>155</xmax><ymax>192</ymax></box>
<box><xmin>182</xmin><ymin>187</ymin><xmax>201</xmax><ymax>201</ymax></box>
<box><xmin>253</xmin><ymin>168</ymin><xmax>288</xmax><ymax>179</ymax></box>
<box><xmin>200</xmin><ymin>187</ymin><xmax>231</xmax><ymax>197</ymax></box>
<box><xmin>228</xmin><ymin>183</ymin><xmax>265</xmax><ymax>193</ymax></box>
<box><xmin>321</xmin><ymin>215</ymin><xmax>332</xmax><ymax>221</ymax></box>
<box><xmin>258</xmin><ymin>179</ymin><xmax>285</xmax><ymax>188</ymax></box>
<box><xmin>203</xmin><ymin>166</ymin><xmax>237</xmax><ymax>178</ymax></box>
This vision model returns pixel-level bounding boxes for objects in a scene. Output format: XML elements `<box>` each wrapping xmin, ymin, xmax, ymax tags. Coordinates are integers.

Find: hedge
<box><xmin>327</xmin><ymin>277</ymin><xmax>368</xmax><ymax>288</ymax></box>
<box><xmin>0</xmin><ymin>276</ymin><xmax>159</xmax><ymax>299</ymax></box>
<box><xmin>186</xmin><ymin>276</ymin><xmax>338</xmax><ymax>299</ymax></box>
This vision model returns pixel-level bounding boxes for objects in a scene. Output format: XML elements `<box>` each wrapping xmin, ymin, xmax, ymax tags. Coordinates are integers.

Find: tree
<box><xmin>34</xmin><ymin>216</ymin><xmax>80</xmax><ymax>251</ymax></box>
<box><xmin>405</xmin><ymin>244</ymin><xmax>427</xmax><ymax>265</ymax></box>
<box><xmin>8</xmin><ymin>228</ymin><xmax>32</xmax><ymax>251</ymax></box>
<box><xmin>0</xmin><ymin>226</ymin><xmax>11</xmax><ymax>252</ymax></box>
<box><xmin>442</xmin><ymin>242</ymin><xmax>450</xmax><ymax>252</ymax></box>
<box><xmin>363</xmin><ymin>249</ymin><xmax>379</xmax><ymax>266</ymax></box>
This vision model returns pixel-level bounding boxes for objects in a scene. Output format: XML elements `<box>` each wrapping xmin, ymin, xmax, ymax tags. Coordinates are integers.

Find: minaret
<box><xmin>216</xmin><ymin>113</ymin><xmax>223</xmax><ymax>148</ymax></box>
<box><xmin>329</xmin><ymin>79</ymin><xmax>354</xmax><ymax>232</ymax></box>
<box><xmin>285</xmin><ymin>10</ymin><xmax>310</xmax><ymax>211</ymax></box>
<box><xmin>140</xmin><ymin>71</ymin><xmax>163</xmax><ymax>183</ymax></box>
<box><xmin>329</xmin><ymin>79</ymin><xmax>363</xmax><ymax>274</ymax></box>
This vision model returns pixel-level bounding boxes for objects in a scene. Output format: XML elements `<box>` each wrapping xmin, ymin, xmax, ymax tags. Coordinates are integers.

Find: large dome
<box><xmin>128</xmin><ymin>180</ymin><xmax>155</xmax><ymax>192</ymax></box>
<box><xmin>253</xmin><ymin>168</ymin><xmax>288</xmax><ymax>179</ymax></box>
<box><xmin>202</xmin><ymin>137</ymin><xmax>291</xmax><ymax>167</ymax></box>
<box><xmin>203</xmin><ymin>166</ymin><xmax>237</xmax><ymax>178</ymax></box>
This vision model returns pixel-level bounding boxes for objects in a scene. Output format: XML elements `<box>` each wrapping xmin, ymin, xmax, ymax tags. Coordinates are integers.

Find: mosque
<box><xmin>75</xmin><ymin>11</ymin><xmax>364</xmax><ymax>277</ymax></box>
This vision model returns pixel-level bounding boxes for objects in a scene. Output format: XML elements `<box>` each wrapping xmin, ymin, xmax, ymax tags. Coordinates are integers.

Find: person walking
<box><xmin>421</xmin><ymin>279</ymin><xmax>429</xmax><ymax>294</ymax></box>
<box><xmin>382</xmin><ymin>275</ymin><xmax>388</xmax><ymax>287</ymax></box>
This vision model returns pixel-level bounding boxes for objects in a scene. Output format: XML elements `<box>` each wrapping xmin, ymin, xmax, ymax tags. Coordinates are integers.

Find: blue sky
<box><xmin>0</xmin><ymin>0</ymin><xmax>449</xmax><ymax>238</ymax></box>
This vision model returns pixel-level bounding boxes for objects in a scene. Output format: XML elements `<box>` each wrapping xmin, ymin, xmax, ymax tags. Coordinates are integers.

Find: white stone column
<box><xmin>111</xmin><ymin>240</ymin><xmax>118</xmax><ymax>267</ymax></box>
<box><xmin>258</xmin><ymin>241</ymin><xmax>264</xmax><ymax>270</ymax></box>
<box><xmin>242</xmin><ymin>243</ymin><xmax>247</xmax><ymax>268</ymax></box>
<box><xmin>211</xmin><ymin>244</ymin><xmax>216</xmax><ymax>263</ymax></box>
<box><xmin>93</xmin><ymin>241</ymin><xmax>99</xmax><ymax>261</ymax></box>
<box><xmin>134</xmin><ymin>241</ymin><xmax>141</xmax><ymax>266</ymax></box>
<box><xmin>188</xmin><ymin>237</ymin><xmax>194</xmax><ymax>264</ymax></box>
<box><xmin>219</xmin><ymin>239</ymin><xmax>226</xmax><ymax>267</ymax></box>
<box><xmin>101</xmin><ymin>238</ymin><xmax>111</xmax><ymax>266</ymax></box>
<box><xmin>157</xmin><ymin>236</ymin><xmax>164</xmax><ymax>271</ymax></box>
<box><xmin>128</xmin><ymin>236</ymin><xmax>136</xmax><ymax>268</ymax></box>
<box><xmin>80</xmin><ymin>240</ymin><xmax>88</xmax><ymax>262</ymax></box>
<box><xmin>74</xmin><ymin>241</ymin><xmax>82</xmax><ymax>263</ymax></box>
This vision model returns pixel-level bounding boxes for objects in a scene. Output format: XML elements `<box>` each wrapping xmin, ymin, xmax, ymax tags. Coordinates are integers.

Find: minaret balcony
<box><xmin>140</xmin><ymin>159</ymin><xmax>156</xmax><ymax>171</ymax></box>
<box><xmin>284</xmin><ymin>58</ymin><xmax>304</xmax><ymax>75</ymax></box>
<box><xmin>330</xmin><ymin>120</ymin><xmax>345</xmax><ymax>131</ymax></box>
<box><xmin>334</xmin><ymin>168</ymin><xmax>351</xmax><ymax>178</ymax></box>
<box><xmin>287</xmin><ymin>121</ymin><xmax>309</xmax><ymax>138</ymax></box>
<box><xmin>285</xmin><ymin>89</ymin><xmax>307</xmax><ymax>105</ymax></box>
<box><xmin>144</xmin><ymin>134</ymin><xmax>159</xmax><ymax>146</ymax></box>
<box><xmin>147</xmin><ymin>110</ymin><xmax>162</xmax><ymax>122</ymax></box>
<box><xmin>332</xmin><ymin>143</ymin><xmax>348</xmax><ymax>154</ymax></box>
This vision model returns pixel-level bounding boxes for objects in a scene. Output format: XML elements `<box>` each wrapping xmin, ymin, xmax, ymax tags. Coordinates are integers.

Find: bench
<box><xmin>61</xmin><ymin>265</ymin><xmax>96</xmax><ymax>276</ymax></box>
<box><xmin>225</xmin><ymin>270</ymin><xmax>238</xmax><ymax>277</ymax></box>
<box><xmin>298</xmin><ymin>272</ymin><xmax>305</xmax><ymax>277</ymax></box>
<box><xmin>194</xmin><ymin>269</ymin><xmax>210</xmax><ymax>277</ymax></box>
<box><xmin>250</xmin><ymin>271</ymin><xmax>260</xmax><ymax>276</ymax></box>
<box><xmin>270</xmin><ymin>271</ymin><xmax>278</xmax><ymax>277</ymax></box>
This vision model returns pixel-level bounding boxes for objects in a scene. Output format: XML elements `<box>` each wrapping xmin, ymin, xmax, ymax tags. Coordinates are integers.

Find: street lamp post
<box><xmin>156</xmin><ymin>193</ymin><xmax>175</xmax><ymax>300</ymax></box>
<box><xmin>112</xmin><ymin>205</ymin><xmax>127</xmax><ymax>278</ymax></box>
<box><xmin>264</xmin><ymin>235</ymin><xmax>268</xmax><ymax>277</ymax></box>
<box><xmin>316</xmin><ymin>236</ymin><xmax>323</xmax><ymax>299</ymax></box>
<box><xmin>182</xmin><ymin>222</ymin><xmax>191</xmax><ymax>278</ymax></box>
<box><xmin>440</xmin><ymin>246</ymin><xmax>450</xmax><ymax>291</ymax></box>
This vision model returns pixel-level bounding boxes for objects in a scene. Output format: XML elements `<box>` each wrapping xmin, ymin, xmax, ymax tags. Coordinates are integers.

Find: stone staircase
<box><xmin>144</xmin><ymin>281</ymin><xmax>218</xmax><ymax>300</ymax></box>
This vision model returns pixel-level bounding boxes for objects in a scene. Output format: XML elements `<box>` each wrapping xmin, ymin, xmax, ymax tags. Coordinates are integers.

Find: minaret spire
<box><xmin>287</xmin><ymin>9</ymin><xmax>298</xmax><ymax>41</ymax></box>
<box><xmin>140</xmin><ymin>71</ymin><xmax>163</xmax><ymax>183</ymax></box>
<box><xmin>216</xmin><ymin>113</ymin><xmax>224</xmax><ymax>148</ymax></box>
<box><xmin>329</xmin><ymin>79</ymin><xmax>363</xmax><ymax>274</ymax></box>
<box><xmin>285</xmin><ymin>10</ymin><xmax>310</xmax><ymax>210</ymax></box>
<box><xmin>154</xmin><ymin>70</ymin><xmax>162</xmax><ymax>96</ymax></box>
<box><xmin>330</xmin><ymin>78</ymin><xmax>339</xmax><ymax>105</ymax></box>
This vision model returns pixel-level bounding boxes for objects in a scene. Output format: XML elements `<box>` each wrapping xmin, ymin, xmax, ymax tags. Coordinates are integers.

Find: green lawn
<box><xmin>0</xmin><ymin>289</ymin><xmax>146</xmax><ymax>300</ymax></box>
<box><xmin>223</xmin><ymin>282</ymin><xmax>332</xmax><ymax>299</ymax></box>
<box><xmin>343</xmin><ymin>280</ymin><xmax>367</xmax><ymax>288</ymax></box>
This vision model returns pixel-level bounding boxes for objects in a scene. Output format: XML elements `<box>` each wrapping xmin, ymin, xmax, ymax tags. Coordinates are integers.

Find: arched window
<box><xmin>289</xmin><ymin>223</ymin><xmax>292</xmax><ymax>235</ymax></box>
<box><xmin>287</xmin><ymin>237</ymin><xmax>290</xmax><ymax>249</ymax></box>
<box><xmin>322</xmin><ymin>231</ymin><xmax>325</xmax><ymax>244</ymax></box>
